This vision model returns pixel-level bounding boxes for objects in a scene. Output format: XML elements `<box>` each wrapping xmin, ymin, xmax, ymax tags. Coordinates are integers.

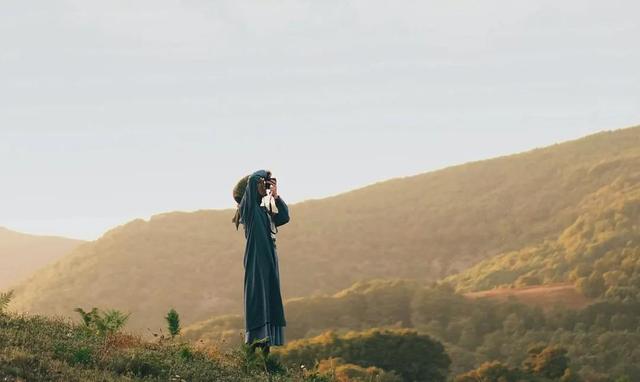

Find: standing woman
<box><xmin>232</xmin><ymin>169</ymin><xmax>290</xmax><ymax>356</ymax></box>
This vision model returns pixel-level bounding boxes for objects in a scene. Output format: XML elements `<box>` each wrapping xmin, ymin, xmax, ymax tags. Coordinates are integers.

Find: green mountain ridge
<box><xmin>8</xmin><ymin>125</ymin><xmax>640</xmax><ymax>336</ymax></box>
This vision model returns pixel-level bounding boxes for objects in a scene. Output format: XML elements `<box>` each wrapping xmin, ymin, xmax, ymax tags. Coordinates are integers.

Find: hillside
<box><xmin>446</xmin><ymin>166</ymin><xmax>640</xmax><ymax>299</ymax></box>
<box><xmin>0</xmin><ymin>227</ymin><xmax>84</xmax><ymax>290</ymax></box>
<box><xmin>181</xmin><ymin>279</ymin><xmax>592</xmax><ymax>350</ymax></box>
<box><xmin>9</xmin><ymin>125</ymin><xmax>640</xmax><ymax>334</ymax></box>
<box><xmin>182</xmin><ymin>278</ymin><xmax>640</xmax><ymax>379</ymax></box>
<box><xmin>0</xmin><ymin>309</ymin><xmax>322</xmax><ymax>381</ymax></box>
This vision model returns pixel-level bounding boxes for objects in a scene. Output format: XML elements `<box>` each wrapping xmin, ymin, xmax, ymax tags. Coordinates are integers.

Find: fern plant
<box><xmin>74</xmin><ymin>307</ymin><xmax>99</xmax><ymax>326</ymax></box>
<box><xmin>0</xmin><ymin>289</ymin><xmax>14</xmax><ymax>313</ymax></box>
<box><xmin>99</xmin><ymin>309</ymin><xmax>131</xmax><ymax>335</ymax></box>
<box><xmin>74</xmin><ymin>306</ymin><xmax>130</xmax><ymax>336</ymax></box>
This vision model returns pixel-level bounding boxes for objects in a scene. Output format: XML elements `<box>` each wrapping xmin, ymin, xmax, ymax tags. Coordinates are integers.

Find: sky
<box><xmin>1</xmin><ymin>0</ymin><xmax>639</xmax><ymax>240</ymax></box>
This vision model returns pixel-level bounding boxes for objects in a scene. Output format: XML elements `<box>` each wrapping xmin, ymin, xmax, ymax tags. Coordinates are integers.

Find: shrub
<box><xmin>166</xmin><ymin>308</ymin><xmax>181</xmax><ymax>338</ymax></box>
<box><xmin>74</xmin><ymin>307</ymin><xmax>130</xmax><ymax>336</ymax></box>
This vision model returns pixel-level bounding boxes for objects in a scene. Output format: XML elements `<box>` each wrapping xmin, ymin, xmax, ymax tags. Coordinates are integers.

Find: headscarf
<box><xmin>232</xmin><ymin>175</ymin><xmax>249</xmax><ymax>230</ymax></box>
<box><xmin>231</xmin><ymin>170</ymin><xmax>277</xmax><ymax>231</ymax></box>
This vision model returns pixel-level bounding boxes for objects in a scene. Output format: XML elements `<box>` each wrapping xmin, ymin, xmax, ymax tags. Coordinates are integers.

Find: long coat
<box><xmin>239</xmin><ymin>169</ymin><xmax>290</xmax><ymax>331</ymax></box>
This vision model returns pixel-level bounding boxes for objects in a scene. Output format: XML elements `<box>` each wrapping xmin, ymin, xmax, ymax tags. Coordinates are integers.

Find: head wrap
<box><xmin>232</xmin><ymin>175</ymin><xmax>250</xmax><ymax>230</ymax></box>
<box><xmin>231</xmin><ymin>170</ymin><xmax>275</xmax><ymax>231</ymax></box>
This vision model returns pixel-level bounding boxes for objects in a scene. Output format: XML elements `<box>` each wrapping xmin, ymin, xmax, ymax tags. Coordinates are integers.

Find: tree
<box><xmin>523</xmin><ymin>345</ymin><xmax>569</xmax><ymax>379</ymax></box>
<box><xmin>561</xmin><ymin>368</ymin><xmax>583</xmax><ymax>382</ymax></box>
<box><xmin>454</xmin><ymin>361</ymin><xmax>524</xmax><ymax>382</ymax></box>
<box><xmin>165</xmin><ymin>308</ymin><xmax>181</xmax><ymax>338</ymax></box>
<box><xmin>316</xmin><ymin>357</ymin><xmax>403</xmax><ymax>382</ymax></box>
<box><xmin>577</xmin><ymin>274</ymin><xmax>606</xmax><ymax>298</ymax></box>
<box><xmin>276</xmin><ymin>328</ymin><xmax>451</xmax><ymax>382</ymax></box>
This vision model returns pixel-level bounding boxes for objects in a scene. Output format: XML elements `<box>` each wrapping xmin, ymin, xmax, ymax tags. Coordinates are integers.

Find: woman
<box><xmin>232</xmin><ymin>169</ymin><xmax>290</xmax><ymax>356</ymax></box>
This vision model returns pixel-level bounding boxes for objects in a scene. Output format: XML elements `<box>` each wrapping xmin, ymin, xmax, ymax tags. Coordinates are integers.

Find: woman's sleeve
<box><xmin>273</xmin><ymin>197</ymin><xmax>290</xmax><ymax>227</ymax></box>
<box><xmin>239</xmin><ymin>169</ymin><xmax>269</xmax><ymax>228</ymax></box>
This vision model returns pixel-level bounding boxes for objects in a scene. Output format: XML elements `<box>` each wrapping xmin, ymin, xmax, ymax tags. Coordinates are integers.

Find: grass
<box><xmin>0</xmin><ymin>311</ymin><xmax>331</xmax><ymax>382</ymax></box>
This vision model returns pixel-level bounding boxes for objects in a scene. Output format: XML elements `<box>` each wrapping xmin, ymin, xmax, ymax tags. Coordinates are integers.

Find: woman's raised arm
<box><xmin>240</xmin><ymin>169</ymin><xmax>269</xmax><ymax>228</ymax></box>
<box><xmin>273</xmin><ymin>197</ymin><xmax>290</xmax><ymax>227</ymax></box>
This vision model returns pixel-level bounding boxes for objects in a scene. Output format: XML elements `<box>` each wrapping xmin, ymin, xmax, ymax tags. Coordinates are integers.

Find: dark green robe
<box><xmin>240</xmin><ymin>169</ymin><xmax>289</xmax><ymax>331</ymax></box>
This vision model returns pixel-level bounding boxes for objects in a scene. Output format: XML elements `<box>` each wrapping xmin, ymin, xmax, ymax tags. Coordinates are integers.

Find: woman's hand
<box><xmin>268</xmin><ymin>179</ymin><xmax>278</xmax><ymax>198</ymax></box>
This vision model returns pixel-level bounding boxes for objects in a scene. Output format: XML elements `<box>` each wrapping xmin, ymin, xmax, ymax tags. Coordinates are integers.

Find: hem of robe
<box><xmin>245</xmin><ymin>322</ymin><xmax>285</xmax><ymax>346</ymax></box>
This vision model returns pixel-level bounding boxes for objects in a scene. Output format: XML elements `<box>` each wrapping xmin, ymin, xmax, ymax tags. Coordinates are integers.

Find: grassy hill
<box><xmin>0</xmin><ymin>309</ymin><xmax>328</xmax><ymax>381</ymax></box>
<box><xmin>0</xmin><ymin>227</ymin><xmax>84</xmax><ymax>290</ymax></box>
<box><xmin>9</xmin><ymin>125</ymin><xmax>640</xmax><ymax>335</ymax></box>
<box><xmin>0</xmin><ymin>286</ymin><xmax>604</xmax><ymax>382</ymax></box>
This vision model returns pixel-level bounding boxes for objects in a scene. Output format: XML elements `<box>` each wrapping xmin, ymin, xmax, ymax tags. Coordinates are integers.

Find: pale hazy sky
<box><xmin>1</xmin><ymin>0</ymin><xmax>639</xmax><ymax>240</ymax></box>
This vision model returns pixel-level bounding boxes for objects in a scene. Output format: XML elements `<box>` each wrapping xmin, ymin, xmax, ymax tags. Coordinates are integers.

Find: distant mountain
<box><xmin>9</xmin><ymin>125</ymin><xmax>640</xmax><ymax>334</ymax></box>
<box><xmin>0</xmin><ymin>227</ymin><xmax>84</xmax><ymax>290</ymax></box>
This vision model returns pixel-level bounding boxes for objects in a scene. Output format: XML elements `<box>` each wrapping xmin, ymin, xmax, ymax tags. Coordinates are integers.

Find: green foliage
<box><xmin>0</xmin><ymin>310</ymin><xmax>333</xmax><ymax>381</ymax></box>
<box><xmin>274</xmin><ymin>328</ymin><xmax>451</xmax><ymax>382</ymax></box>
<box><xmin>76</xmin><ymin>307</ymin><xmax>99</xmax><ymax>327</ymax></box>
<box><xmin>71</xmin><ymin>347</ymin><xmax>94</xmax><ymax>366</ymax></box>
<box><xmin>74</xmin><ymin>307</ymin><xmax>131</xmax><ymax>336</ymax></box>
<box><xmin>0</xmin><ymin>290</ymin><xmax>14</xmax><ymax>313</ymax></box>
<box><xmin>235</xmin><ymin>337</ymin><xmax>288</xmax><ymax>377</ymax></box>
<box><xmin>165</xmin><ymin>308</ymin><xmax>181</xmax><ymax>338</ymax></box>
<box><xmin>454</xmin><ymin>361</ymin><xmax>526</xmax><ymax>382</ymax></box>
<box><xmin>456</xmin><ymin>345</ymin><xmax>574</xmax><ymax>382</ymax></box>
<box><xmin>524</xmin><ymin>346</ymin><xmax>569</xmax><ymax>379</ymax></box>
<box><xmin>183</xmin><ymin>279</ymin><xmax>422</xmax><ymax>347</ymax></box>
<box><xmin>316</xmin><ymin>357</ymin><xmax>403</xmax><ymax>382</ymax></box>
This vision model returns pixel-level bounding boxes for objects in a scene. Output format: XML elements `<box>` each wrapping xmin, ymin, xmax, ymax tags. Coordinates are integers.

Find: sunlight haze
<box><xmin>1</xmin><ymin>0</ymin><xmax>638</xmax><ymax>240</ymax></box>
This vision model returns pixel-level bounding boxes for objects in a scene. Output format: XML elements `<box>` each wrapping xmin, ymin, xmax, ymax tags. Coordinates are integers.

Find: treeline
<box><xmin>184</xmin><ymin>279</ymin><xmax>640</xmax><ymax>380</ymax></box>
<box><xmin>455</xmin><ymin>346</ymin><xmax>581</xmax><ymax>382</ymax></box>
<box><xmin>273</xmin><ymin>328</ymin><xmax>450</xmax><ymax>382</ymax></box>
<box><xmin>275</xmin><ymin>328</ymin><xmax>583</xmax><ymax>382</ymax></box>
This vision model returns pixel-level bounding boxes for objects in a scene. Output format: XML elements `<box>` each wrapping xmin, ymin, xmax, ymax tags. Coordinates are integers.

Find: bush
<box><xmin>166</xmin><ymin>308</ymin><xmax>181</xmax><ymax>338</ymax></box>
<box><xmin>74</xmin><ymin>307</ymin><xmax>130</xmax><ymax>336</ymax></box>
<box><xmin>275</xmin><ymin>328</ymin><xmax>451</xmax><ymax>382</ymax></box>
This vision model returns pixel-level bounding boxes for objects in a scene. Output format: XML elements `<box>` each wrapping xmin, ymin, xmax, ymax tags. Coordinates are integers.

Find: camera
<box><xmin>264</xmin><ymin>176</ymin><xmax>277</xmax><ymax>189</ymax></box>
